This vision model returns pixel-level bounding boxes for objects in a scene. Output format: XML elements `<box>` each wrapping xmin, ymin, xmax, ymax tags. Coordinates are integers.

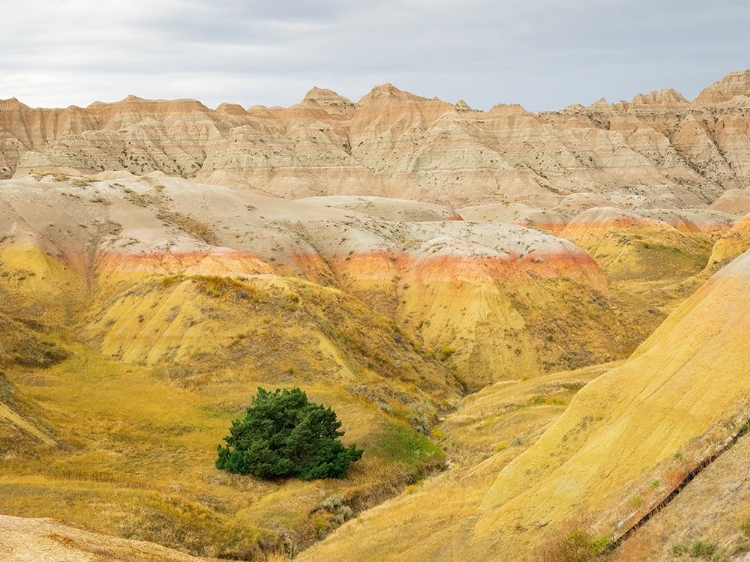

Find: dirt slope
<box><xmin>299</xmin><ymin>249</ymin><xmax>750</xmax><ymax>561</ymax></box>
<box><xmin>0</xmin><ymin>514</ymin><xmax>214</xmax><ymax>562</ymax></box>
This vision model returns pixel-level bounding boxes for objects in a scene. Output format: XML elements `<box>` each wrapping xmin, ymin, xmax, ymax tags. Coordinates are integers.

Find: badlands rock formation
<box><xmin>1</xmin><ymin>71</ymin><xmax>750</xmax><ymax>561</ymax></box>
<box><xmin>0</xmin><ymin>174</ymin><xmax>647</xmax><ymax>389</ymax></box>
<box><xmin>300</xmin><ymin>248</ymin><xmax>750</xmax><ymax>562</ymax></box>
<box><xmin>0</xmin><ymin>71</ymin><xmax>749</xmax><ymax>208</ymax></box>
<box><xmin>0</xmin><ymin>173</ymin><xmax>641</xmax><ymax>558</ymax></box>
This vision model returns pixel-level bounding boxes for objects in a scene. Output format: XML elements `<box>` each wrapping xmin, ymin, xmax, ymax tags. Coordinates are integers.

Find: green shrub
<box><xmin>542</xmin><ymin>530</ymin><xmax>609</xmax><ymax>562</ymax></box>
<box><xmin>216</xmin><ymin>387</ymin><xmax>363</xmax><ymax>480</ymax></box>
<box><xmin>336</xmin><ymin>505</ymin><xmax>353</xmax><ymax>523</ymax></box>
<box><xmin>690</xmin><ymin>540</ymin><xmax>717</xmax><ymax>558</ymax></box>
<box><xmin>374</xmin><ymin>421</ymin><xmax>444</xmax><ymax>468</ymax></box>
<box><xmin>438</xmin><ymin>346</ymin><xmax>456</xmax><ymax>361</ymax></box>
<box><xmin>671</xmin><ymin>542</ymin><xmax>688</xmax><ymax>556</ymax></box>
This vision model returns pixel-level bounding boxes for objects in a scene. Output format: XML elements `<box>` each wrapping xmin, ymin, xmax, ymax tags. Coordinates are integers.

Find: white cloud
<box><xmin>0</xmin><ymin>0</ymin><xmax>748</xmax><ymax>110</ymax></box>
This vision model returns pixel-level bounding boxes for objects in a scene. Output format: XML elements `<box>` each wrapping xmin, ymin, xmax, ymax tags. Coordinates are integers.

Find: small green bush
<box><xmin>542</xmin><ymin>530</ymin><xmax>609</xmax><ymax>562</ymax></box>
<box><xmin>321</xmin><ymin>494</ymin><xmax>343</xmax><ymax>511</ymax></box>
<box><xmin>216</xmin><ymin>387</ymin><xmax>363</xmax><ymax>480</ymax></box>
<box><xmin>336</xmin><ymin>505</ymin><xmax>353</xmax><ymax>523</ymax></box>
<box><xmin>375</xmin><ymin>421</ymin><xmax>444</xmax><ymax>468</ymax></box>
<box><xmin>438</xmin><ymin>346</ymin><xmax>456</xmax><ymax>361</ymax></box>
<box><xmin>671</xmin><ymin>542</ymin><xmax>688</xmax><ymax>556</ymax></box>
<box><xmin>690</xmin><ymin>540</ymin><xmax>717</xmax><ymax>558</ymax></box>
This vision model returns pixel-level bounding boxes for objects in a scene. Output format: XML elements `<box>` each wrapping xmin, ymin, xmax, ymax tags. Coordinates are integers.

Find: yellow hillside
<box><xmin>300</xmin><ymin>249</ymin><xmax>750</xmax><ymax>561</ymax></box>
<box><xmin>470</xmin><ymin>246</ymin><xmax>750</xmax><ymax>556</ymax></box>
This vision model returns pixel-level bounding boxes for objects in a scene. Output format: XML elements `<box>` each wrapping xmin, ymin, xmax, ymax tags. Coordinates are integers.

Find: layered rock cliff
<box><xmin>1</xmin><ymin>71</ymin><xmax>748</xmax><ymax>208</ymax></box>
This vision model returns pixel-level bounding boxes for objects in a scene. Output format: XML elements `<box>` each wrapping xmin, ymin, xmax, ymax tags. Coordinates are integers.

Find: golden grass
<box><xmin>301</xmin><ymin>252</ymin><xmax>750</xmax><ymax>561</ymax></box>
<box><xmin>0</xmin><ymin>347</ymin><xmax>322</xmax><ymax>555</ymax></box>
<box><xmin>156</xmin><ymin>210</ymin><xmax>219</xmax><ymax>246</ymax></box>
<box><xmin>0</xmin><ymin>269</ymin><xmax>462</xmax><ymax>558</ymax></box>
<box><xmin>298</xmin><ymin>365</ymin><xmax>612</xmax><ymax>562</ymax></box>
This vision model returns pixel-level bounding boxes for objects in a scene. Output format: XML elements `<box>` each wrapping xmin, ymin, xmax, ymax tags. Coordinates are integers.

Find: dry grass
<box><xmin>297</xmin><ymin>366</ymin><xmax>614</xmax><ymax>562</ymax></box>
<box><xmin>0</xmin><ymin>271</ymin><xmax>462</xmax><ymax>559</ymax></box>
<box><xmin>32</xmin><ymin>171</ymin><xmax>70</xmax><ymax>182</ymax></box>
<box><xmin>0</xmin><ymin>346</ymin><xmax>311</xmax><ymax>557</ymax></box>
<box><xmin>157</xmin><ymin>210</ymin><xmax>219</xmax><ymax>245</ymax></box>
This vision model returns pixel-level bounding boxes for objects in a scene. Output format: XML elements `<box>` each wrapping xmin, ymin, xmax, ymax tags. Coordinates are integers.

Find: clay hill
<box><xmin>0</xmin><ymin>71</ymin><xmax>749</xmax><ymax>561</ymax></box>
<box><xmin>0</xmin><ymin>71</ymin><xmax>749</xmax><ymax>209</ymax></box>
<box><xmin>299</xmin><ymin>242</ymin><xmax>750</xmax><ymax>562</ymax></box>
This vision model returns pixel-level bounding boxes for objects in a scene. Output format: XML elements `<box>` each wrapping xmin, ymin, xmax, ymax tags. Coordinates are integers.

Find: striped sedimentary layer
<box><xmin>0</xmin><ymin>175</ymin><xmax>639</xmax><ymax>387</ymax></box>
<box><xmin>1</xmin><ymin>71</ymin><xmax>749</xmax><ymax>208</ymax></box>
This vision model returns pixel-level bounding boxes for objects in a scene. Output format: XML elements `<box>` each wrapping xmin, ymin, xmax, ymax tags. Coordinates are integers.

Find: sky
<box><xmin>0</xmin><ymin>0</ymin><xmax>748</xmax><ymax>112</ymax></box>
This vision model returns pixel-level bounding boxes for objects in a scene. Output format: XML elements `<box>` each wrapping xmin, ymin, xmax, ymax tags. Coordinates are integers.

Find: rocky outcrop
<box><xmin>1</xmin><ymin>72</ymin><xmax>749</xmax><ymax>207</ymax></box>
<box><xmin>630</xmin><ymin>88</ymin><xmax>688</xmax><ymax>108</ymax></box>
<box><xmin>694</xmin><ymin>70</ymin><xmax>750</xmax><ymax>104</ymax></box>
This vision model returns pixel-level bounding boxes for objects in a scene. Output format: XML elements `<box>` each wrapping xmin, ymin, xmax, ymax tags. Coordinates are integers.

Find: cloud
<box><xmin>0</xmin><ymin>0</ymin><xmax>748</xmax><ymax>111</ymax></box>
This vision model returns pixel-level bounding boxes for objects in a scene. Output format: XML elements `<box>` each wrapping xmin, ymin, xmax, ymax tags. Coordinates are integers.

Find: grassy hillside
<box><xmin>1</xmin><ymin>174</ymin><xmax>745</xmax><ymax>560</ymax></box>
<box><xmin>1</xmin><ymin>339</ymin><xmax>450</xmax><ymax>558</ymax></box>
<box><xmin>298</xmin><ymin>363</ymin><xmax>616</xmax><ymax>561</ymax></box>
<box><xmin>299</xmin><ymin>249</ymin><xmax>750</xmax><ymax>561</ymax></box>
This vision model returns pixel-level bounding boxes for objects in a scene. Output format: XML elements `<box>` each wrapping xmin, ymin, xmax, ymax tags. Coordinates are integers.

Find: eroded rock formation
<box><xmin>0</xmin><ymin>72</ymin><xmax>748</xmax><ymax>209</ymax></box>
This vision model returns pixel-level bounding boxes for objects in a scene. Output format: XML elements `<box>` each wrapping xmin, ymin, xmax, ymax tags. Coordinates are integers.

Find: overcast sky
<box><xmin>1</xmin><ymin>0</ymin><xmax>748</xmax><ymax>112</ymax></box>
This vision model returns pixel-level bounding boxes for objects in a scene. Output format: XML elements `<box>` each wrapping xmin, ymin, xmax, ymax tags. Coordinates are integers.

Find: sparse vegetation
<box><xmin>672</xmin><ymin>542</ymin><xmax>689</xmax><ymax>556</ymax></box>
<box><xmin>732</xmin><ymin>517</ymin><xmax>750</xmax><ymax>555</ymax></box>
<box><xmin>371</xmin><ymin>420</ymin><xmax>445</xmax><ymax>480</ymax></box>
<box><xmin>192</xmin><ymin>275</ymin><xmax>248</xmax><ymax>299</ymax></box>
<box><xmin>689</xmin><ymin>540</ymin><xmax>718</xmax><ymax>559</ymax></box>
<box><xmin>122</xmin><ymin>188</ymin><xmax>155</xmax><ymax>207</ymax></box>
<box><xmin>157</xmin><ymin>210</ymin><xmax>218</xmax><ymax>245</ymax></box>
<box><xmin>671</xmin><ymin>539</ymin><xmax>724</xmax><ymax>560</ymax></box>
<box><xmin>321</xmin><ymin>494</ymin><xmax>353</xmax><ymax>525</ymax></box>
<box><xmin>438</xmin><ymin>345</ymin><xmax>456</xmax><ymax>361</ymax></box>
<box><xmin>541</xmin><ymin>529</ymin><xmax>610</xmax><ymax>562</ymax></box>
<box><xmin>32</xmin><ymin>171</ymin><xmax>69</xmax><ymax>182</ymax></box>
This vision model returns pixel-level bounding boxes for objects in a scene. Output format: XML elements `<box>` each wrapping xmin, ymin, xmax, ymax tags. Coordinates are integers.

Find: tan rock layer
<box><xmin>1</xmin><ymin>72</ymin><xmax>749</xmax><ymax>206</ymax></box>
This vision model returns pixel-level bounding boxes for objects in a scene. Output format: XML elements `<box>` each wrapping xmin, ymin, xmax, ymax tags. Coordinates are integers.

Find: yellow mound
<box><xmin>704</xmin><ymin>213</ymin><xmax>750</xmax><ymax>273</ymax></box>
<box><xmin>472</xmin><ymin>249</ymin><xmax>750</xmax><ymax>557</ymax></box>
<box><xmin>561</xmin><ymin>207</ymin><xmax>713</xmax><ymax>284</ymax></box>
<box><xmin>299</xmin><ymin>250</ymin><xmax>750</xmax><ymax>561</ymax></box>
<box><xmin>0</xmin><ymin>243</ymin><xmax>87</xmax><ymax>326</ymax></box>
